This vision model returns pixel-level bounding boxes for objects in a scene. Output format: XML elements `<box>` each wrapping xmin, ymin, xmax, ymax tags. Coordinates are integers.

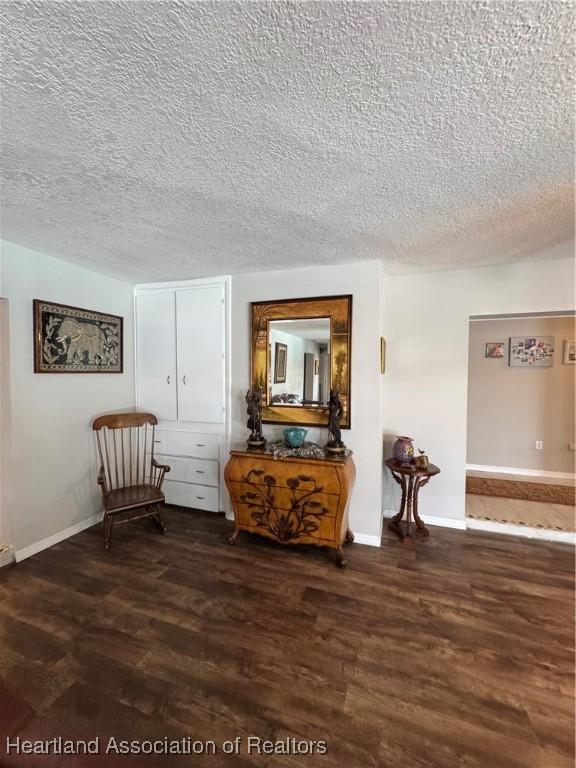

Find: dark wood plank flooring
<box><xmin>0</xmin><ymin>508</ymin><xmax>574</xmax><ymax>768</ymax></box>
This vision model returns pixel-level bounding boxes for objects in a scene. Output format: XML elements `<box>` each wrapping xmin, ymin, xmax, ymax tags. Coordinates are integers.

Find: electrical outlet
<box><xmin>535</xmin><ymin>440</ymin><xmax>543</xmax><ymax>450</ymax></box>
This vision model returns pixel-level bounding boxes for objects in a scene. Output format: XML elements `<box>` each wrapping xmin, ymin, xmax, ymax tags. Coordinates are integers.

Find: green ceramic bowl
<box><xmin>283</xmin><ymin>427</ymin><xmax>308</xmax><ymax>448</ymax></box>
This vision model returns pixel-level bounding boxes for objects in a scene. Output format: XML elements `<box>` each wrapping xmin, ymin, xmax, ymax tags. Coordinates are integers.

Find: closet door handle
<box><xmin>166</xmin><ymin>375</ymin><xmax>171</xmax><ymax>385</ymax></box>
<box><xmin>182</xmin><ymin>375</ymin><xmax>187</xmax><ymax>385</ymax></box>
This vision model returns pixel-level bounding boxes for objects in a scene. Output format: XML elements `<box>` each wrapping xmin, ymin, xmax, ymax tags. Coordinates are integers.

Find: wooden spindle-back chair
<box><xmin>92</xmin><ymin>412</ymin><xmax>170</xmax><ymax>549</ymax></box>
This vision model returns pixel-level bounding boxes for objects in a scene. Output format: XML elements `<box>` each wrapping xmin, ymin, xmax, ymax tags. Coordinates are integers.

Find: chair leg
<box><xmin>103</xmin><ymin>514</ymin><xmax>113</xmax><ymax>550</ymax></box>
<box><xmin>152</xmin><ymin>505</ymin><xmax>166</xmax><ymax>534</ymax></box>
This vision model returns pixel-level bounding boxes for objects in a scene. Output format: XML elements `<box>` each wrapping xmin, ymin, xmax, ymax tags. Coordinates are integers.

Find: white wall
<box><xmin>0</xmin><ymin>241</ymin><xmax>135</xmax><ymax>554</ymax></box>
<box><xmin>381</xmin><ymin>257</ymin><xmax>575</xmax><ymax>523</ymax></box>
<box><xmin>230</xmin><ymin>260</ymin><xmax>383</xmax><ymax>542</ymax></box>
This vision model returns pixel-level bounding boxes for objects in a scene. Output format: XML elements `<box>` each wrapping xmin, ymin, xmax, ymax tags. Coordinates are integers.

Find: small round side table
<box><xmin>385</xmin><ymin>459</ymin><xmax>440</xmax><ymax>542</ymax></box>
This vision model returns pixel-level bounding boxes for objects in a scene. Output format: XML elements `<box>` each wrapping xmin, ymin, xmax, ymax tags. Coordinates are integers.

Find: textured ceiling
<box><xmin>1</xmin><ymin>1</ymin><xmax>574</xmax><ymax>283</ymax></box>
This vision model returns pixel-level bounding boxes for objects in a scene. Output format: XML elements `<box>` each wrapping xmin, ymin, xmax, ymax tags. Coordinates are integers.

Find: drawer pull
<box><xmin>153</xmin><ymin>440</ymin><xmax>162</xmax><ymax>444</ymax></box>
<box><xmin>196</xmin><ymin>444</ymin><xmax>205</xmax><ymax>447</ymax></box>
<box><xmin>196</xmin><ymin>496</ymin><xmax>205</xmax><ymax>500</ymax></box>
<box><xmin>196</xmin><ymin>470</ymin><xmax>205</xmax><ymax>474</ymax></box>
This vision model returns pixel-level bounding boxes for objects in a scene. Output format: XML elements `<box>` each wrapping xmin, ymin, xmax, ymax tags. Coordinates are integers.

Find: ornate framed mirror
<box><xmin>251</xmin><ymin>295</ymin><xmax>352</xmax><ymax>428</ymax></box>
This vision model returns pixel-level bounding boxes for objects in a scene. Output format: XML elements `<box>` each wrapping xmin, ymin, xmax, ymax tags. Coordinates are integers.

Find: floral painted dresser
<box><xmin>224</xmin><ymin>447</ymin><xmax>355</xmax><ymax>567</ymax></box>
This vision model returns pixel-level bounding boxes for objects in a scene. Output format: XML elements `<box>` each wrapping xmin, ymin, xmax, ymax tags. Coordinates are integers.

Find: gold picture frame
<box><xmin>251</xmin><ymin>295</ymin><xmax>352</xmax><ymax>428</ymax></box>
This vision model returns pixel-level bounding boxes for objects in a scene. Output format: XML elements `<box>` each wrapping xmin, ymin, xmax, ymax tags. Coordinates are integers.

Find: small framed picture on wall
<box><xmin>485</xmin><ymin>342</ymin><xmax>505</xmax><ymax>358</ymax></box>
<box><xmin>274</xmin><ymin>342</ymin><xmax>287</xmax><ymax>383</ymax></box>
<box><xmin>563</xmin><ymin>340</ymin><xmax>576</xmax><ymax>364</ymax></box>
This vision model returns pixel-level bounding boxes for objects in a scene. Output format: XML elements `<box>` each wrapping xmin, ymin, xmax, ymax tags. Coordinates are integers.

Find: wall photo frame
<box><xmin>509</xmin><ymin>336</ymin><xmax>554</xmax><ymax>368</ymax></box>
<box><xmin>273</xmin><ymin>342</ymin><xmax>287</xmax><ymax>383</ymax></box>
<box><xmin>485</xmin><ymin>342</ymin><xmax>505</xmax><ymax>358</ymax></box>
<box><xmin>34</xmin><ymin>300</ymin><xmax>123</xmax><ymax>373</ymax></box>
<box><xmin>563</xmin><ymin>340</ymin><xmax>576</xmax><ymax>365</ymax></box>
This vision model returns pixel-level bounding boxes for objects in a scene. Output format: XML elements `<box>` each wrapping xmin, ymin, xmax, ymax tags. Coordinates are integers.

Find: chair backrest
<box><xmin>92</xmin><ymin>412</ymin><xmax>158</xmax><ymax>490</ymax></box>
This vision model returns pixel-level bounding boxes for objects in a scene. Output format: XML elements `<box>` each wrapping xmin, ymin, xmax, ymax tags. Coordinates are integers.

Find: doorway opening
<box><xmin>0</xmin><ymin>297</ymin><xmax>14</xmax><ymax>558</ymax></box>
<box><xmin>465</xmin><ymin>311</ymin><xmax>575</xmax><ymax>533</ymax></box>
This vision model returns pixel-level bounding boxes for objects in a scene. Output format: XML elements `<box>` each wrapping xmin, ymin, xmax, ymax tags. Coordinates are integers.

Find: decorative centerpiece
<box><xmin>268</xmin><ymin>440</ymin><xmax>327</xmax><ymax>460</ymax></box>
<box><xmin>325</xmin><ymin>389</ymin><xmax>346</xmax><ymax>455</ymax></box>
<box><xmin>283</xmin><ymin>427</ymin><xmax>308</xmax><ymax>448</ymax></box>
<box><xmin>246</xmin><ymin>388</ymin><xmax>266</xmax><ymax>448</ymax></box>
<box><xmin>392</xmin><ymin>435</ymin><xmax>414</xmax><ymax>463</ymax></box>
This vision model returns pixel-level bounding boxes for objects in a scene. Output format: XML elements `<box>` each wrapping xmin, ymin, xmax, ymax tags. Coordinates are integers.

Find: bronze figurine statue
<box><xmin>246</xmin><ymin>388</ymin><xmax>266</xmax><ymax>448</ymax></box>
<box><xmin>414</xmin><ymin>449</ymin><xmax>429</xmax><ymax>470</ymax></box>
<box><xmin>325</xmin><ymin>388</ymin><xmax>346</xmax><ymax>455</ymax></box>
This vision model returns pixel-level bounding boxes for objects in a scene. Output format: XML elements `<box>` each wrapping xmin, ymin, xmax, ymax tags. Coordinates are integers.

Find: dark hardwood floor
<box><xmin>0</xmin><ymin>508</ymin><xmax>574</xmax><ymax>768</ymax></box>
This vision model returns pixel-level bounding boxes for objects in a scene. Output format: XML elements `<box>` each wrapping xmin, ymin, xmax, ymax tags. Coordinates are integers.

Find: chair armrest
<box><xmin>97</xmin><ymin>466</ymin><xmax>108</xmax><ymax>496</ymax></box>
<box><xmin>151</xmin><ymin>458</ymin><xmax>170</xmax><ymax>489</ymax></box>
<box><xmin>152</xmin><ymin>458</ymin><xmax>171</xmax><ymax>473</ymax></box>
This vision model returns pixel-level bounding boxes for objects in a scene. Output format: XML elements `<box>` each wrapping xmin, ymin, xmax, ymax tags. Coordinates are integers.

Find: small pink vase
<box><xmin>392</xmin><ymin>436</ymin><xmax>414</xmax><ymax>463</ymax></box>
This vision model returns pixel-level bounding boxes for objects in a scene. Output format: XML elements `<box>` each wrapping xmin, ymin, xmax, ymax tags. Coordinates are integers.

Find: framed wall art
<box><xmin>563</xmin><ymin>340</ymin><xmax>576</xmax><ymax>365</ymax></box>
<box><xmin>34</xmin><ymin>300</ymin><xmax>123</xmax><ymax>373</ymax></box>
<box><xmin>485</xmin><ymin>342</ymin><xmax>505</xmax><ymax>358</ymax></box>
<box><xmin>273</xmin><ymin>342</ymin><xmax>287</xmax><ymax>383</ymax></box>
<box><xmin>508</xmin><ymin>336</ymin><xmax>554</xmax><ymax>368</ymax></box>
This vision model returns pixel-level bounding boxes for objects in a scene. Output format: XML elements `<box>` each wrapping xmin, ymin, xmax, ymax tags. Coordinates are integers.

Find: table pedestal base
<box><xmin>387</xmin><ymin>468</ymin><xmax>432</xmax><ymax>543</ymax></box>
<box><xmin>388</xmin><ymin>518</ymin><xmax>429</xmax><ymax>542</ymax></box>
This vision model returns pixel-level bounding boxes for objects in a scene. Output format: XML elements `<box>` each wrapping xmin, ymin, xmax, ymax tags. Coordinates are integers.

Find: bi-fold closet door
<box><xmin>136</xmin><ymin>285</ymin><xmax>225</xmax><ymax>424</ymax></box>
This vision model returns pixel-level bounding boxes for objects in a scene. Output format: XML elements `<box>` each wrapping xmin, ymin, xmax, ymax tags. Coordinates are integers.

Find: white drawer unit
<box><xmin>163</xmin><ymin>480</ymin><xmax>219</xmax><ymax>512</ymax></box>
<box><xmin>153</xmin><ymin>430</ymin><xmax>219</xmax><ymax>460</ymax></box>
<box><xmin>155</xmin><ymin>454</ymin><xmax>219</xmax><ymax>487</ymax></box>
<box><xmin>153</xmin><ymin>430</ymin><xmax>221</xmax><ymax>513</ymax></box>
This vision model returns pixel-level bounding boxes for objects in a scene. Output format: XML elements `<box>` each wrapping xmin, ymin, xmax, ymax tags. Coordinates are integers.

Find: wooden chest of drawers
<box><xmin>224</xmin><ymin>448</ymin><xmax>356</xmax><ymax>567</ymax></box>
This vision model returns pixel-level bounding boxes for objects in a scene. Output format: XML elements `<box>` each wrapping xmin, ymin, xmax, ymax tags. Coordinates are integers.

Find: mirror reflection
<box><xmin>268</xmin><ymin>318</ymin><xmax>330</xmax><ymax>407</ymax></box>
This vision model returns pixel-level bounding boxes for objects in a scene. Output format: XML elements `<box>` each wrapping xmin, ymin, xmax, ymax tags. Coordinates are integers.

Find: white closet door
<box><xmin>136</xmin><ymin>292</ymin><xmax>177</xmax><ymax>421</ymax></box>
<box><xmin>176</xmin><ymin>285</ymin><xmax>225</xmax><ymax>423</ymax></box>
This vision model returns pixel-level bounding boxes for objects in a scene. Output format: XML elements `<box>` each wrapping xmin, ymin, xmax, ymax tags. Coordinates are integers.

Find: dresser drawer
<box><xmin>225</xmin><ymin>457</ymin><xmax>341</xmax><ymax>495</ymax></box>
<box><xmin>154</xmin><ymin>430</ymin><xmax>219</xmax><ymax>460</ymax></box>
<box><xmin>164</xmin><ymin>480</ymin><xmax>219</xmax><ymax>512</ymax></box>
<box><xmin>228</xmin><ymin>481</ymin><xmax>337</xmax><ymax>517</ymax></box>
<box><xmin>156</xmin><ymin>454</ymin><xmax>218</xmax><ymax>487</ymax></box>
<box><xmin>235</xmin><ymin>503</ymin><xmax>336</xmax><ymax>543</ymax></box>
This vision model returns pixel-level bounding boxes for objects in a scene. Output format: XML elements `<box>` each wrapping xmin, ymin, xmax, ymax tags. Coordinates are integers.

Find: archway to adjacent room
<box><xmin>465</xmin><ymin>311</ymin><xmax>575</xmax><ymax>534</ymax></box>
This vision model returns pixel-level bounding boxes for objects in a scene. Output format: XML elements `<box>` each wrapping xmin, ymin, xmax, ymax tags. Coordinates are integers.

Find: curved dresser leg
<box><xmin>345</xmin><ymin>528</ymin><xmax>355</xmax><ymax>544</ymax></box>
<box><xmin>335</xmin><ymin>547</ymin><xmax>348</xmax><ymax>568</ymax></box>
<box><xmin>227</xmin><ymin>528</ymin><xmax>241</xmax><ymax>546</ymax></box>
